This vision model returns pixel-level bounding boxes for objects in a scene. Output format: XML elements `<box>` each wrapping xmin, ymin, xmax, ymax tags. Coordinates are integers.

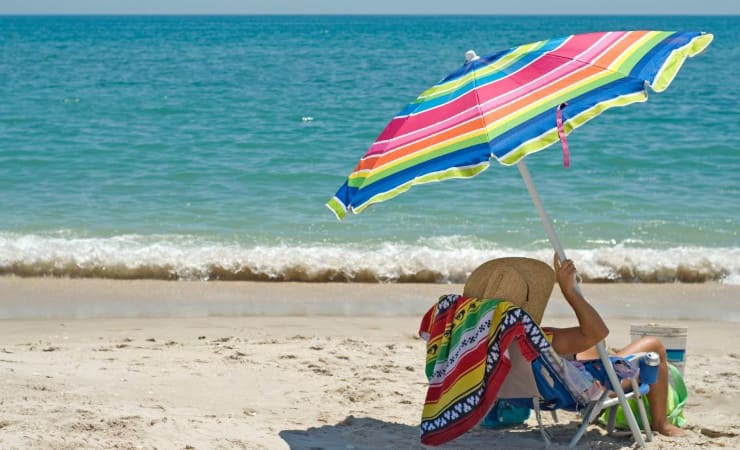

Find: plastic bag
<box><xmin>600</xmin><ymin>363</ymin><xmax>687</xmax><ymax>430</ymax></box>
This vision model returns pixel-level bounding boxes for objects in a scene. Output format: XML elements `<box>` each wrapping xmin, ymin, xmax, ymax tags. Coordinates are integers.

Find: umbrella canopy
<box><xmin>327</xmin><ymin>30</ymin><xmax>713</xmax><ymax>220</ymax></box>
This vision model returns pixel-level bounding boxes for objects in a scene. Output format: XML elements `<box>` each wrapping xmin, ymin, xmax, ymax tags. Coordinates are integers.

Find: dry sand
<box><xmin>0</xmin><ymin>278</ymin><xmax>738</xmax><ymax>449</ymax></box>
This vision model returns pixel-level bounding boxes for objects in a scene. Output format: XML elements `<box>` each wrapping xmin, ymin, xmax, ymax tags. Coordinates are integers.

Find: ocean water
<box><xmin>0</xmin><ymin>15</ymin><xmax>738</xmax><ymax>283</ymax></box>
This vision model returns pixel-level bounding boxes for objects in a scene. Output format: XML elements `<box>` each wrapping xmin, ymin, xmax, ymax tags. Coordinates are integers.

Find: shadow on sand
<box><xmin>280</xmin><ymin>415</ymin><xmax>632</xmax><ymax>449</ymax></box>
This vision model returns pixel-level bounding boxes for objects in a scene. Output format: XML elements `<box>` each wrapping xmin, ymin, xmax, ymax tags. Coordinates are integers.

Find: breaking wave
<box><xmin>0</xmin><ymin>232</ymin><xmax>738</xmax><ymax>284</ymax></box>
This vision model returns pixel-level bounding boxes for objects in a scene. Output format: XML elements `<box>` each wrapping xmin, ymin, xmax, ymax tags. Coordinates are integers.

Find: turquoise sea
<box><xmin>0</xmin><ymin>15</ymin><xmax>738</xmax><ymax>283</ymax></box>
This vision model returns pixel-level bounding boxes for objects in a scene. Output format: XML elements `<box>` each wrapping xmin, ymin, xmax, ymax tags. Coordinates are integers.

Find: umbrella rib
<box><xmin>468</xmin><ymin>62</ymin><xmax>492</xmax><ymax>158</ymax></box>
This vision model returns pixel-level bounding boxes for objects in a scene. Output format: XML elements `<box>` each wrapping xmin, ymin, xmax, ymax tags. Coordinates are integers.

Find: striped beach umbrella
<box><xmin>327</xmin><ymin>30</ymin><xmax>713</xmax><ymax>221</ymax></box>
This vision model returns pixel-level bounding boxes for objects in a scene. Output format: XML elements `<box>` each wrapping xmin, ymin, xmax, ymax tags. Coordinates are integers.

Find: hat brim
<box><xmin>463</xmin><ymin>257</ymin><xmax>555</xmax><ymax>323</ymax></box>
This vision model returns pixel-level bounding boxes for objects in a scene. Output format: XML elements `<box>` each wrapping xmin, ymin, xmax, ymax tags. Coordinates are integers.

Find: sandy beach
<box><xmin>0</xmin><ymin>279</ymin><xmax>738</xmax><ymax>449</ymax></box>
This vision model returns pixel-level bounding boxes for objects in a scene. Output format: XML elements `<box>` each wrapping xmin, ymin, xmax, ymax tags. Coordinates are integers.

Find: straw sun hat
<box><xmin>463</xmin><ymin>257</ymin><xmax>556</xmax><ymax>324</ymax></box>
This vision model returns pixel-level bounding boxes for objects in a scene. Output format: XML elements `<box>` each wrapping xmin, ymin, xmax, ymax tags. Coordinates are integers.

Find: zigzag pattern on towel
<box><xmin>418</xmin><ymin>295</ymin><xmax>549</xmax><ymax>446</ymax></box>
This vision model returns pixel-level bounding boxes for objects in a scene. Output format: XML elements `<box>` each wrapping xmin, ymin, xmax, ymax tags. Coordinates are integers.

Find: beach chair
<box><xmin>495</xmin><ymin>335</ymin><xmax>659</xmax><ymax>448</ymax></box>
<box><xmin>456</xmin><ymin>256</ymin><xmax>655</xmax><ymax>448</ymax></box>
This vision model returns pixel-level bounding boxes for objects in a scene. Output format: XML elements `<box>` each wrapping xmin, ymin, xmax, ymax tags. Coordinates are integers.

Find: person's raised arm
<box><xmin>549</xmin><ymin>255</ymin><xmax>609</xmax><ymax>356</ymax></box>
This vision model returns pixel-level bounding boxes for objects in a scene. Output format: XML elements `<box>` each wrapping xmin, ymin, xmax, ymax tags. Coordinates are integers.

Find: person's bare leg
<box><xmin>615</xmin><ymin>337</ymin><xmax>683</xmax><ymax>436</ymax></box>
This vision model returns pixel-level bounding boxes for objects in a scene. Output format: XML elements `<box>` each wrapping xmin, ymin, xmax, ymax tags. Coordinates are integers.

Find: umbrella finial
<box><xmin>465</xmin><ymin>50</ymin><xmax>480</xmax><ymax>63</ymax></box>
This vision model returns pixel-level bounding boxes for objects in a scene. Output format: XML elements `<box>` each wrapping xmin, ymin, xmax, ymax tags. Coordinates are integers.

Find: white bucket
<box><xmin>630</xmin><ymin>324</ymin><xmax>688</xmax><ymax>376</ymax></box>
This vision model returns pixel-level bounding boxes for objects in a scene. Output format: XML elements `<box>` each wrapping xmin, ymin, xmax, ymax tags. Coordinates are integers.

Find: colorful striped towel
<box><xmin>418</xmin><ymin>294</ymin><xmax>550</xmax><ymax>446</ymax></box>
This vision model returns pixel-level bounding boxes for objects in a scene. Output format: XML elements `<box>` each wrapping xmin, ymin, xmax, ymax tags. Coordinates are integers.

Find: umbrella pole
<box><xmin>516</xmin><ymin>160</ymin><xmax>647</xmax><ymax>448</ymax></box>
<box><xmin>516</xmin><ymin>161</ymin><xmax>566</xmax><ymax>261</ymax></box>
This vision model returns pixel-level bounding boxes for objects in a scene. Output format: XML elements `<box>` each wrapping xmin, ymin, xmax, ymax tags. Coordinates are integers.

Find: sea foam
<box><xmin>0</xmin><ymin>233</ymin><xmax>737</xmax><ymax>284</ymax></box>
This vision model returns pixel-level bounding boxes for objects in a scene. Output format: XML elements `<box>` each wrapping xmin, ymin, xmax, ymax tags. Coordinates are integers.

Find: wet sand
<box><xmin>1</xmin><ymin>277</ymin><xmax>738</xmax><ymax>320</ymax></box>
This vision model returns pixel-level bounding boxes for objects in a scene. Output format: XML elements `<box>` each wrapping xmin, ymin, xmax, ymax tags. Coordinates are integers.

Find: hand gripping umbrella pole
<box><xmin>516</xmin><ymin>160</ymin><xmax>648</xmax><ymax>448</ymax></box>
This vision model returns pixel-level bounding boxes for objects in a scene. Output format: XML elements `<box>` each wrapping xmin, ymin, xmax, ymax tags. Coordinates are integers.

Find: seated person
<box><xmin>463</xmin><ymin>255</ymin><xmax>682</xmax><ymax>436</ymax></box>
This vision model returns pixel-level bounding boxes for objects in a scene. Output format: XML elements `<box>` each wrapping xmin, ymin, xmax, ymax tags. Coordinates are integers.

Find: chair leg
<box><xmin>587</xmin><ymin>391</ymin><xmax>610</xmax><ymax>424</ymax></box>
<box><xmin>595</xmin><ymin>342</ymin><xmax>646</xmax><ymax>448</ymax></box>
<box><xmin>568</xmin><ymin>401</ymin><xmax>598</xmax><ymax>448</ymax></box>
<box><xmin>606</xmin><ymin>406</ymin><xmax>617</xmax><ymax>435</ymax></box>
<box><xmin>632</xmin><ymin>379</ymin><xmax>653</xmax><ymax>442</ymax></box>
<box><xmin>533</xmin><ymin>397</ymin><xmax>551</xmax><ymax>448</ymax></box>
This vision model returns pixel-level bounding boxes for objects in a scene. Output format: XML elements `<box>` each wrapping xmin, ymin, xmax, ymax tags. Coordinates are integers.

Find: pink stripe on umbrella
<box><xmin>369</xmin><ymin>33</ymin><xmax>625</xmax><ymax>155</ymax></box>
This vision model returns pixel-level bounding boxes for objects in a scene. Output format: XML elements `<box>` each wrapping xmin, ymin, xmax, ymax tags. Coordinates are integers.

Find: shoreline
<box><xmin>1</xmin><ymin>276</ymin><xmax>739</xmax><ymax>321</ymax></box>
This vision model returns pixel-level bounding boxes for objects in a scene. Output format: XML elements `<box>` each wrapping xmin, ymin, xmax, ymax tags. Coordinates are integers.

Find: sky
<box><xmin>0</xmin><ymin>0</ymin><xmax>738</xmax><ymax>15</ymax></box>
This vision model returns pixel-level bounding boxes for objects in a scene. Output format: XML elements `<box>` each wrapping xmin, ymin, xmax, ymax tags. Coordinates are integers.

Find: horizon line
<box><xmin>0</xmin><ymin>12</ymin><xmax>736</xmax><ymax>17</ymax></box>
